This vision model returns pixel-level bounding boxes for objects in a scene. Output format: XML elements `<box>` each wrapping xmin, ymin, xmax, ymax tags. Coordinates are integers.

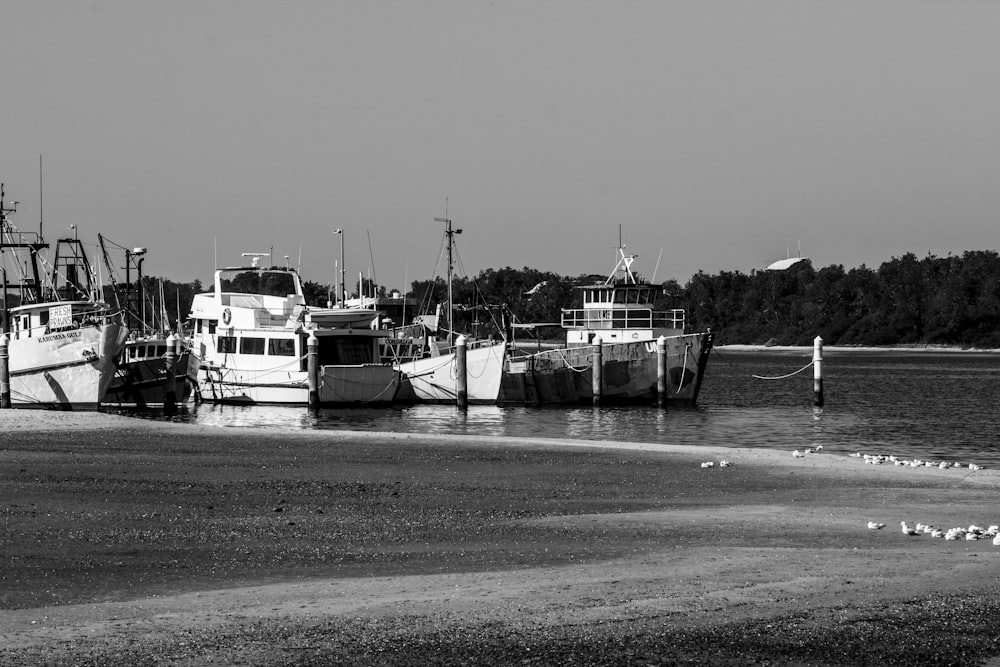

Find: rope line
<box><xmin>752</xmin><ymin>360</ymin><xmax>814</xmax><ymax>381</ymax></box>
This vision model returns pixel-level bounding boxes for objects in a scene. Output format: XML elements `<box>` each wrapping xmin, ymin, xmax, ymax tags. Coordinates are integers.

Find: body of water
<box><xmin>116</xmin><ymin>349</ymin><xmax>1000</xmax><ymax>468</ymax></box>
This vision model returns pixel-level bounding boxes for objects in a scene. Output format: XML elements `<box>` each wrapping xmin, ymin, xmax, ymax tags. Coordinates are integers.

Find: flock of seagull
<box><xmin>699</xmin><ymin>446</ymin><xmax>996</xmax><ymax>545</ymax></box>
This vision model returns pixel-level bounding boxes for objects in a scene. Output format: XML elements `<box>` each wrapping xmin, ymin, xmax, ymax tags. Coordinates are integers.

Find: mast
<box><xmin>434</xmin><ymin>212</ymin><xmax>462</xmax><ymax>346</ymax></box>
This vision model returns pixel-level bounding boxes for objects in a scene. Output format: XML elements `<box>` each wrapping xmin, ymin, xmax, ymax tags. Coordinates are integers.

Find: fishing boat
<box><xmin>498</xmin><ymin>245</ymin><xmax>712</xmax><ymax>406</ymax></box>
<box><xmin>379</xmin><ymin>216</ymin><xmax>506</xmax><ymax>404</ymax></box>
<box><xmin>188</xmin><ymin>253</ymin><xmax>399</xmax><ymax>405</ymax></box>
<box><xmin>0</xmin><ymin>186</ymin><xmax>128</xmax><ymax>409</ymax></box>
<box><xmin>97</xmin><ymin>236</ymin><xmax>200</xmax><ymax>407</ymax></box>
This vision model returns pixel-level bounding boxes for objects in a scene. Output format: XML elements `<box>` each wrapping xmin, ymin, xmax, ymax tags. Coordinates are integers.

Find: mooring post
<box><xmin>0</xmin><ymin>334</ymin><xmax>10</xmax><ymax>409</ymax></box>
<box><xmin>307</xmin><ymin>331</ymin><xmax>319</xmax><ymax>408</ymax></box>
<box><xmin>592</xmin><ymin>335</ymin><xmax>603</xmax><ymax>407</ymax></box>
<box><xmin>164</xmin><ymin>332</ymin><xmax>177</xmax><ymax>414</ymax></box>
<box><xmin>813</xmin><ymin>335</ymin><xmax>824</xmax><ymax>408</ymax></box>
<box><xmin>455</xmin><ymin>335</ymin><xmax>468</xmax><ymax>409</ymax></box>
<box><xmin>657</xmin><ymin>335</ymin><xmax>668</xmax><ymax>410</ymax></box>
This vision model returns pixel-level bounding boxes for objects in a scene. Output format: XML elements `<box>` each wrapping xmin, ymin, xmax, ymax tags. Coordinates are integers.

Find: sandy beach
<box><xmin>2</xmin><ymin>411</ymin><xmax>1000</xmax><ymax>665</ymax></box>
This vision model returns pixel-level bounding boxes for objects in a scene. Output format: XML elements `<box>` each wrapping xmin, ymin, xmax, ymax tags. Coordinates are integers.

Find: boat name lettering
<box><xmin>37</xmin><ymin>331</ymin><xmax>83</xmax><ymax>343</ymax></box>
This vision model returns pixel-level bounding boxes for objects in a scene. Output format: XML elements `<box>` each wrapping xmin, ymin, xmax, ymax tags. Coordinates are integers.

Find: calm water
<box><xmin>115</xmin><ymin>349</ymin><xmax>1000</xmax><ymax>468</ymax></box>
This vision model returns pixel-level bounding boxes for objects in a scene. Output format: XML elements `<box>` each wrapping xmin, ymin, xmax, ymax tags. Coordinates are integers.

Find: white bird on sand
<box><xmin>966</xmin><ymin>532</ymin><xmax>981</xmax><ymax>541</ymax></box>
<box><xmin>969</xmin><ymin>463</ymin><xmax>983</xmax><ymax>471</ymax></box>
<box><xmin>700</xmin><ymin>461</ymin><xmax>714</xmax><ymax>468</ymax></box>
<box><xmin>993</xmin><ymin>534</ymin><xmax>1000</xmax><ymax>546</ymax></box>
<box><xmin>793</xmin><ymin>450</ymin><xmax>805</xmax><ymax>458</ymax></box>
<box><xmin>720</xmin><ymin>460</ymin><xmax>732</xmax><ymax>467</ymax></box>
<box><xmin>931</xmin><ymin>529</ymin><xmax>946</xmax><ymax>538</ymax></box>
<box><xmin>901</xmin><ymin>522</ymin><xmax>920</xmax><ymax>536</ymax></box>
<box><xmin>987</xmin><ymin>525</ymin><xmax>999</xmax><ymax>535</ymax></box>
<box><xmin>867</xmin><ymin>521</ymin><xmax>885</xmax><ymax>530</ymax></box>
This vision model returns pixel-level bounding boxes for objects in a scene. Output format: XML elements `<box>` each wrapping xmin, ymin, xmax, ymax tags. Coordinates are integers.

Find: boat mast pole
<box><xmin>434</xmin><ymin>212</ymin><xmax>461</xmax><ymax>346</ymax></box>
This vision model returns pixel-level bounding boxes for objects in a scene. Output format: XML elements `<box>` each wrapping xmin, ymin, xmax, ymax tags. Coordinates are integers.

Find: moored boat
<box><xmin>188</xmin><ymin>253</ymin><xmax>399</xmax><ymax>406</ymax></box>
<box><xmin>378</xmin><ymin>216</ymin><xmax>506</xmax><ymax>404</ymax></box>
<box><xmin>498</xmin><ymin>245</ymin><xmax>712</xmax><ymax>406</ymax></box>
<box><xmin>0</xmin><ymin>186</ymin><xmax>128</xmax><ymax>409</ymax></box>
<box><xmin>104</xmin><ymin>334</ymin><xmax>200</xmax><ymax>407</ymax></box>
<box><xmin>97</xmin><ymin>237</ymin><xmax>201</xmax><ymax>407</ymax></box>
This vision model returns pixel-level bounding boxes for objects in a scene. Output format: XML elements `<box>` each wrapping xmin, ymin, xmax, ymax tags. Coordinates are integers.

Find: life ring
<box><xmin>221</xmin><ymin>307</ymin><xmax>232</xmax><ymax>325</ymax></box>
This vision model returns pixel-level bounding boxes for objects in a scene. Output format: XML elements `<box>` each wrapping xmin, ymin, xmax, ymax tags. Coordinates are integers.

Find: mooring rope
<box><xmin>752</xmin><ymin>360</ymin><xmax>814</xmax><ymax>381</ymax></box>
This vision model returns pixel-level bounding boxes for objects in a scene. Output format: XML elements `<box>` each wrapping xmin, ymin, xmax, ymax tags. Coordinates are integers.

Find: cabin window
<box><xmin>318</xmin><ymin>338</ymin><xmax>373</xmax><ymax>365</ymax></box>
<box><xmin>208</xmin><ymin>320</ymin><xmax>217</xmax><ymax>334</ymax></box>
<box><xmin>155</xmin><ymin>345</ymin><xmax>166</xmax><ymax>357</ymax></box>
<box><xmin>195</xmin><ymin>320</ymin><xmax>202</xmax><ymax>334</ymax></box>
<box><xmin>240</xmin><ymin>337</ymin><xmax>266</xmax><ymax>355</ymax></box>
<box><xmin>268</xmin><ymin>338</ymin><xmax>296</xmax><ymax>356</ymax></box>
<box><xmin>217</xmin><ymin>336</ymin><xmax>237</xmax><ymax>354</ymax></box>
<box><xmin>129</xmin><ymin>346</ymin><xmax>138</xmax><ymax>359</ymax></box>
<box><xmin>614</xmin><ymin>290</ymin><xmax>627</xmax><ymax>304</ymax></box>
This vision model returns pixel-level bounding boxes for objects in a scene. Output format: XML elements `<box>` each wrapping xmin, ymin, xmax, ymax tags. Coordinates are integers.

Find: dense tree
<box><xmin>135</xmin><ymin>249</ymin><xmax>1000</xmax><ymax>348</ymax></box>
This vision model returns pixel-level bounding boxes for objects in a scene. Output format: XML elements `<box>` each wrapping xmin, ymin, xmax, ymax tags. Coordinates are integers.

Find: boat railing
<box><xmin>561</xmin><ymin>308</ymin><xmax>685</xmax><ymax>331</ymax></box>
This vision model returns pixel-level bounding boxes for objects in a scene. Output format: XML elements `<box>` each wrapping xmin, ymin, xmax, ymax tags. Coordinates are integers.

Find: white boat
<box><xmin>188</xmin><ymin>253</ymin><xmax>399</xmax><ymax>405</ymax></box>
<box><xmin>0</xmin><ymin>186</ymin><xmax>128</xmax><ymax>409</ymax></box>
<box><xmin>375</xmin><ymin>217</ymin><xmax>506</xmax><ymax>404</ymax></box>
<box><xmin>498</xmin><ymin>244</ymin><xmax>713</xmax><ymax>406</ymax></box>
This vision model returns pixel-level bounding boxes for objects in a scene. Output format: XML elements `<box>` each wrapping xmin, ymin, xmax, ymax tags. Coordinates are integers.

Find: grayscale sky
<box><xmin>2</xmin><ymin>0</ymin><xmax>999</xmax><ymax>293</ymax></box>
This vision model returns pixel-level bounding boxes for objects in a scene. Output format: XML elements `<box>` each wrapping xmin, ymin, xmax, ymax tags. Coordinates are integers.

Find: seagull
<box><xmin>931</xmin><ymin>529</ymin><xmax>945</xmax><ymax>538</ymax></box>
<box><xmin>867</xmin><ymin>521</ymin><xmax>885</xmax><ymax>530</ymax></box>
<box><xmin>719</xmin><ymin>460</ymin><xmax>732</xmax><ymax>467</ymax></box>
<box><xmin>793</xmin><ymin>450</ymin><xmax>805</xmax><ymax>458</ymax></box>
<box><xmin>993</xmin><ymin>534</ymin><xmax>1000</xmax><ymax>546</ymax></box>
<box><xmin>900</xmin><ymin>522</ymin><xmax>920</xmax><ymax>536</ymax></box>
<box><xmin>969</xmin><ymin>464</ymin><xmax>983</xmax><ymax>471</ymax></box>
<box><xmin>700</xmin><ymin>461</ymin><xmax>714</xmax><ymax>468</ymax></box>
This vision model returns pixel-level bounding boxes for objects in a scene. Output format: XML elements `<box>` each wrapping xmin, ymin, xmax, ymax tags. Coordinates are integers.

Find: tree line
<box><xmin>145</xmin><ymin>250</ymin><xmax>1000</xmax><ymax>348</ymax></box>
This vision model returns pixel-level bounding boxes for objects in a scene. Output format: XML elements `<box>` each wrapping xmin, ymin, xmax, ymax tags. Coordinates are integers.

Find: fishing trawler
<box><xmin>0</xmin><ymin>186</ymin><xmax>128</xmax><ymax>409</ymax></box>
<box><xmin>189</xmin><ymin>253</ymin><xmax>399</xmax><ymax>405</ymax></box>
<box><xmin>498</xmin><ymin>245</ymin><xmax>712</xmax><ymax>405</ymax></box>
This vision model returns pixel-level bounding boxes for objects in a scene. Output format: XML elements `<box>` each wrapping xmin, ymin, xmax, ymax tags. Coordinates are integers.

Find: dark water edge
<box><xmin>108</xmin><ymin>348</ymin><xmax>1000</xmax><ymax>468</ymax></box>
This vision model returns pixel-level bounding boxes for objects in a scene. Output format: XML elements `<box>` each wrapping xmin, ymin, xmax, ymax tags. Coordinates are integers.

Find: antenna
<box><xmin>367</xmin><ymin>230</ymin><xmax>377</xmax><ymax>288</ymax></box>
<box><xmin>652</xmin><ymin>248</ymin><xmax>663</xmax><ymax>283</ymax></box>
<box><xmin>38</xmin><ymin>155</ymin><xmax>44</xmax><ymax>240</ymax></box>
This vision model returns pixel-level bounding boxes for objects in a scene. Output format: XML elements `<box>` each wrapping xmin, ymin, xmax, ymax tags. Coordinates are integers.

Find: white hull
<box><xmin>396</xmin><ymin>340</ymin><xmax>505</xmax><ymax>404</ymax></box>
<box><xmin>199</xmin><ymin>364</ymin><xmax>399</xmax><ymax>405</ymax></box>
<box><xmin>8</xmin><ymin>322</ymin><xmax>127</xmax><ymax>409</ymax></box>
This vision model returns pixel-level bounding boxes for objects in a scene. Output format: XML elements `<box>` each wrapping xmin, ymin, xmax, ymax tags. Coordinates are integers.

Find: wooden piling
<box><xmin>657</xmin><ymin>335</ymin><xmax>668</xmax><ymax>410</ymax></box>
<box><xmin>455</xmin><ymin>335</ymin><xmax>468</xmax><ymax>408</ymax></box>
<box><xmin>592</xmin><ymin>336</ymin><xmax>603</xmax><ymax>407</ymax></box>
<box><xmin>307</xmin><ymin>331</ymin><xmax>319</xmax><ymax>408</ymax></box>
<box><xmin>164</xmin><ymin>333</ymin><xmax>177</xmax><ymax>414</ymax></box>
<box><xmin>0</xmin><ymin>334</ymin><xmax>9</xmax><ymax>409</ymax></box>
<box><xmin>813</xmin><ymin>335</ymin><xmax>824</xmax><ymax>407</ymax></box>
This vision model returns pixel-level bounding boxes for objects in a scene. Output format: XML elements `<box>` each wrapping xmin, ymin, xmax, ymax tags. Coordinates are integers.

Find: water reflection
<box><xmin>110</xmin><ymin>350</ymin><xmax>1000</xmax><ymax>468</ymax></box>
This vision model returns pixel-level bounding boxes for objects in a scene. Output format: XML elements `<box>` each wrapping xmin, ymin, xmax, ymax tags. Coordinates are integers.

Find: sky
<box><xmin>3</xmin><ymin>0</ymin><xmax>1000</xmax><ymax>293</ymax></box>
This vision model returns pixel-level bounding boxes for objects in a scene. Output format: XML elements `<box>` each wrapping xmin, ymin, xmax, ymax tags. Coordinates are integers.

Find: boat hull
<box><xmin>395</xmin><ymin>340</ymin><xmax>506</xmax><ymax>404</ymax></box>
<box><xmin>7</xmin><ymin>322</ymin><xmax>127</xmax><ymax>410</ymax></box>
<box><xmin>498</xmin><ymin>332</ymin><xmax>713</xmax><ymax>406</ymax></box>
<box><xmin>104</xmin><ymin>350</ymin><xmax>200</xmax><ymax>407</ymax></box>
<box><xmin>197</xmin><ymin>364</ymin><xmax>399</xmax><ymax>406</ymax></box>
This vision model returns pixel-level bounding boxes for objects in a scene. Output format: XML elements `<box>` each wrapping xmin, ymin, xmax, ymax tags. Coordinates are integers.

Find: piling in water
<box><xmin>0</xmin><ymin>334</ymin><xmax>9</xmax><ymax>409</ymax></box>
<box><xmin>455</xmin><ymin>335</ymin><xmax>468</xmax><ymax>409</ymax></box>
<box><xmin>592</xmin><ymin>336</ymin><xmax>603</xmax><ymax>407</ymax></box>
<box><xmin>307</xmin><ymin>332</ymin><xmax>319</xmax><ymax>408</ymax></box>
<box><xmin>813</xmin><ymin>335</ymin><xmax>824</xmax><ymax>407</ymax></box>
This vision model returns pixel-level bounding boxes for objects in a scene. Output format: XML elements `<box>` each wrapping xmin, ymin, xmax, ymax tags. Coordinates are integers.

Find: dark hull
<box><xmin>105</xmin><ymin>350</ymin><xmax>197</xmax><ymax>407</ymax></box>
<box><xmin>498</xmin><ymin>332</ymin><xmax>713</xmax><ymax>406</ymax></box>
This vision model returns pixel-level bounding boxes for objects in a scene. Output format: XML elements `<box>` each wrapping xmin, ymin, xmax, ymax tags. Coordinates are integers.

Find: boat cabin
<box><xmin>561</xmin><ymin>250</ymin><xmax>685</xmax><ymax>347</ymax></box>
<box><xmin>189</xmin><ymin>257</ymin><xmax>389</xmax><ymax>373</ymax></box>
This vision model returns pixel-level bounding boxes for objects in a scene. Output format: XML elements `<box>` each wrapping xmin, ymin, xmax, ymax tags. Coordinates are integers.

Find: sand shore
<box><xmin>2</xmin><ymin>411</ymin><xmax>1000</xmax><ymax>665</ymax></box>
